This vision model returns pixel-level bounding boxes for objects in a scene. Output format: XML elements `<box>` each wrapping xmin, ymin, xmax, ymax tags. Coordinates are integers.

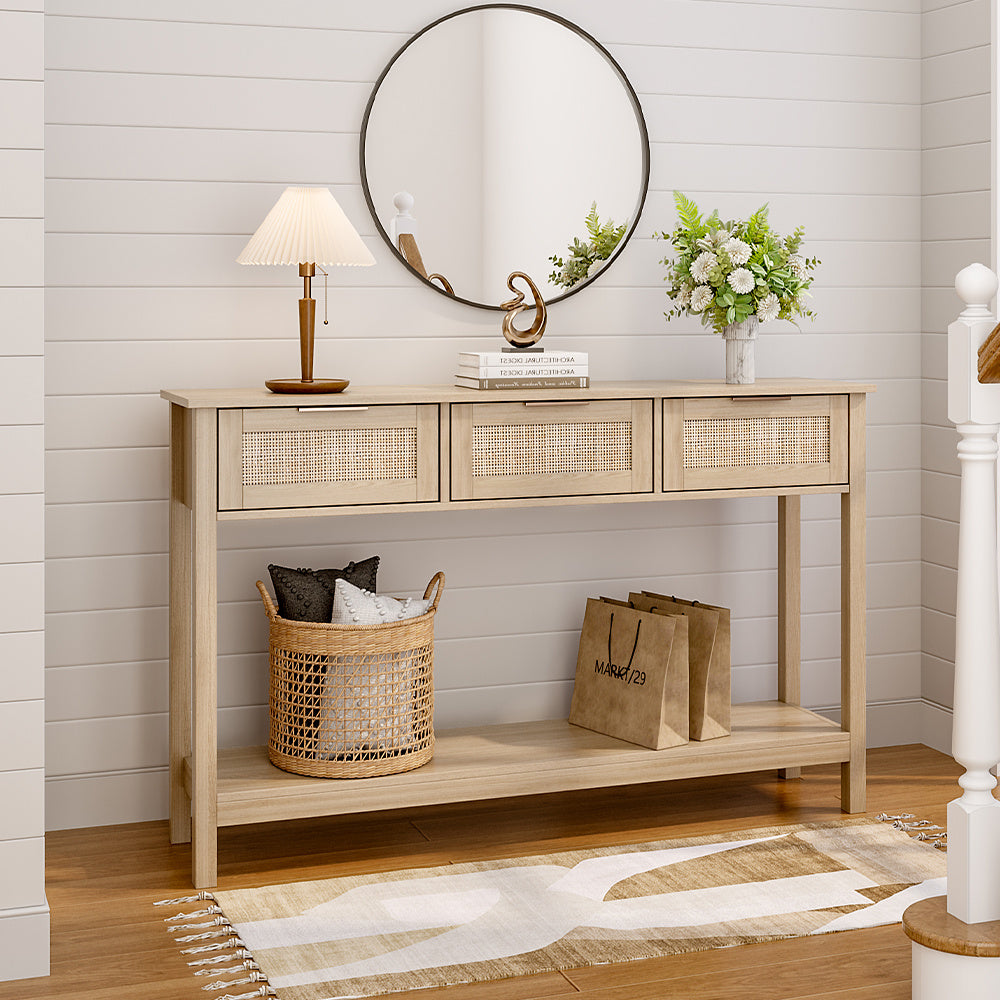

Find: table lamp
<box><xmin>237</xmin><ymin>186</ymin><xmax>376</xmax><ymax>393</ymax></box>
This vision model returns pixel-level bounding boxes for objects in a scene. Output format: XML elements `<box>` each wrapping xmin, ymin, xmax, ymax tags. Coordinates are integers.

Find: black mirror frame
<box><xmin>358</xmin><ymin>3</ymin><xmax>651</xmax><ymax>311</ymax></box>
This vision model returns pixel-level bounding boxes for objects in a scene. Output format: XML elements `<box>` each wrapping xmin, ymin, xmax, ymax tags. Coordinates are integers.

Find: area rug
<box><xmin>158</xmin><ymin>817</ymin><xmax>945</xmax><ymax>1000</ymax></box>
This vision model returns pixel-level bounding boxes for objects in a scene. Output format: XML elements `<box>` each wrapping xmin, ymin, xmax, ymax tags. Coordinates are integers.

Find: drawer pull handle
<box><xmin>522</xmin><ymin>400</ymin><xmax>591</xmax><ymax>407</ymax></box>
<box><xmin>731</xmin><ymin>396</ymin><xmax>792</xmax><ymax>402</ymax></box>
<box><xmin>297</xmin><ymin>406</ymin><xmax>370</xmax><ymax>412</ymax></box>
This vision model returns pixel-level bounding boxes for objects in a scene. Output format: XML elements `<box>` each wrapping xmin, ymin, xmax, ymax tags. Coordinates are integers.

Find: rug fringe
<box><xmin>158</xmin><ymin>895</ymin><xmax>275</xmax><ymax>998</ymax></box>
<box><xmin>182</xmin><ymin>940</ymin><xmax>245</xmax><ymax>956</ymax></box>
<box><xmin>175</xmin><ymin>921</ymin><xmax>234</xmax><ymax>943</ymax></box>
<box><xmin>166</xmin><ymin>905</ymin><xmax>223</xmax><ymax>923</ymax></box>
<box><xmin>211</xmin><ymin>987</ymin><xmax>272</xmax><ymax>1000</ymax></box>
<box><xmin>195</xmin><ymin>962</ymin><xmax>259</xmax><ymax>977</ymax></box>
<box><xmin>876</xmin><ymin>812</ymin><xmax>947</xmax><ymax>850</ymax></box>
<box><xmin>189</xmin><ymin>948</ymin><xmax>256</xmax><ymax>968</ymax></box>
<box><xmin>154</xmin><ymin>891</ymin><xmax>214</xmax><ymax>906</ymax></box>
<box><xmin>171</xmin><ymin>916</ymin><xmax>232</xmax><ymax>936</ymax></box>
<box><xmin>200</xmin><ymin>969</ymin><xmax>268</xmax><ymax>992</ymax></box>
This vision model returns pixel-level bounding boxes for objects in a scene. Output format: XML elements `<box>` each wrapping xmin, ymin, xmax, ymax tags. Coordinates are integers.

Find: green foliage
<box><xmin>673</xmin><ymin>191</ymin><xmax>703</xmax><ymax>233</ymax></box>
<box><xmin>654</xmin><ymin>191</ymin><xmax>819</xmax><ymax>335</ymax></box>
<box><xmin>549</xmin><ymin>202</ymin><xmax>627</xmax><ymax>290</ymax></box>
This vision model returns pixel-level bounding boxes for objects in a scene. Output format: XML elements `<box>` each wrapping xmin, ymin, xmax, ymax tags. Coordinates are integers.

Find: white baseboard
<box><xmin>46</xmin><ymin>767</ymin><xmax>168</xmax><ymax>831</ymax></box>
<box><xmin>0</xmin><ymin>902</ymin><xmax>49</xmax><ymax>982</ymax></box>
<box><xmin>920</xmin><ymin>699</ymin><xmax>953</xmax><ymax>754</ymax></box>
<box><xmin>812</xmin><ymin>698</ymin><xmax>924</xmax><ymax>748</ymax></box>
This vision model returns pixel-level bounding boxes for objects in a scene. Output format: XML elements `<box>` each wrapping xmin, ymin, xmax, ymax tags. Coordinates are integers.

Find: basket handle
<box><xmin>256</xmin><ymin>580</ymin><xmax>279</xmax><ymax>621</ymax></box>
<box><xmin>423</xmin><ymin>571</ymin><xmax>445</xmax><ymax>611</ymax></box>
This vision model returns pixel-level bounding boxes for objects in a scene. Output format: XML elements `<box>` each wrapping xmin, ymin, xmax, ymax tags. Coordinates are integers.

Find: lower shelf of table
<box><xmin>188</xmin><ymin>701</ymin><xmax>853</xmax><ymax>828</ymax></box>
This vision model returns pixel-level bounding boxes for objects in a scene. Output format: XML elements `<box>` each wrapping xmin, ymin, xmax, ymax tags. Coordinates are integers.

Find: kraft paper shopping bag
<box><xmin>569</xmin><ymin>597</ymin><xmax>688</xmax><ymax>749</ymax></box>
<box><xmin>630</xmin><ymin>591</ymin><xmax>731</xmax><ymax>741</ymax></box>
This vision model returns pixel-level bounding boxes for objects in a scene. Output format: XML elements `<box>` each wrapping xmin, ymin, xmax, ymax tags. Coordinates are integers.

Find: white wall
<box><xmin>920</xmin><ymin>0</ymin><xmax>991</xmax><ymax>752</ymax></box>
<box><xmin>0</xmin><ymin>0</ymin><xmax>49</xmax><ymax>982</ymax></box>
<box><xmin>42</xmin><ymin>0</ymin><xmax>924</xmax><ymax>830</ymax></box>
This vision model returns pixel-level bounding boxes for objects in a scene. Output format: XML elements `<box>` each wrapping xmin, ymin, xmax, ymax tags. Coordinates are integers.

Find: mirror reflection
<box><xmin>361</xmin><ymin>6</ymin><xmax>649</xmax><ymax>309</ymax></box>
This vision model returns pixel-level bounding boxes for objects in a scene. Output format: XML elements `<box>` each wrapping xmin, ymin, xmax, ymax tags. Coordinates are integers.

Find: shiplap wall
<box><xmin>0</xmin><ymin>0</ymin><xmax>49</xmax><ymax>982</ymax></box>
<box><xmin>920</xmin><ymin>0</ymin><xmax>990</xmax><ymax>752</ymax></box>
<box><xmin>43</xmin><ymin>0</ymin><xmax>924</xmax><ymax>829</ymax></box>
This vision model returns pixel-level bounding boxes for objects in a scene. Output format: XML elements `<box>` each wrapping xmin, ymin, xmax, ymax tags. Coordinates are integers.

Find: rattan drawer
<box><xmin>218</xmin><ymin>404</ymin><xmax>439</xmax><ymax>510</ymax></box>
<box><xmin>450</xmin><ymin>398</ymin><xmax>653</xmax><ymax>501</ymax></box>
<box><xmin>663</xmin><ymin>394</ymin><xmax>848</xmax><ymax>491</ymax></box>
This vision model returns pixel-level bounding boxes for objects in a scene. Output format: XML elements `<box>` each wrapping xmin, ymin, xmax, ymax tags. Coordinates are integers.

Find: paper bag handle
<box><xmin>607</xmin><ymin>612</ymin><xmax>641</xmax><ymax>670</ymax></box>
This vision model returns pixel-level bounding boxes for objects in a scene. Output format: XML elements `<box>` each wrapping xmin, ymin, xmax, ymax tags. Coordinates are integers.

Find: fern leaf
<box><xmin>673</xmin><ymin>191</ymin><xmax>702</xmax><ymax>231</ymax></box>
<box><xmin>745</xmin><ymin>203</ymin><xmax>770</xmax><ymax>242</ymax></box>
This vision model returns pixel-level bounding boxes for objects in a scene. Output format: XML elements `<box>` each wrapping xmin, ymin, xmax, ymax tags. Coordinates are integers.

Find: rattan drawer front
<box><xmin>663</xmin><ymin>395</ymin><xmax>848</xmax><ymax>491</ymax></box>
<box><xmin>218</xmin><ymin>404</ymin><xmax>439</xmax><ymax>510</ymax></box>
<box><xmin>451</xmin><ymin>399</ymin><xmax>653</xmax><ymax>501</ymax></box>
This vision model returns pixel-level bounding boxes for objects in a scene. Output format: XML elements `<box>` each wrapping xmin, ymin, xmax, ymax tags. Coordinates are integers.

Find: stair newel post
<box><xmin>905</xmin><ymin>264</ymin><xmax>1000</xmax><ymax>1000</ymax></box>
<box><xmin>946</xmin><ymin>263</ymin><xmax>1000</xmax><ymax>925</ymax></box>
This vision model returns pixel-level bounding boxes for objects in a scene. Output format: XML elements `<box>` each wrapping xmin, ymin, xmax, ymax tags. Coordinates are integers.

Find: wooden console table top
<box><xmin>162</xmin><ymin>377</ymin><xmax>876</xmax><ymax>409</ymax></box>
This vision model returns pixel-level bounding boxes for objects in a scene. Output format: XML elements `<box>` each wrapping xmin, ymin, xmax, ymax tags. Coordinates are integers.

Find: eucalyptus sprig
<box><xmin>549</xmin><ymin>202</ymin><xmax>627</xmax><ymax>290</ymax></box>
<box><xmin>655</xmin><ymin>192</ymin><xmax>819</xmax><ymax>335</ymax></box>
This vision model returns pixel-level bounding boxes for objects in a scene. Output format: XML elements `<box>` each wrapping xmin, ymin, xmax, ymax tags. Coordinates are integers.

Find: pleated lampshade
<box><xmin>237</xmin><ymin>187</ymin><xmax>376</xmax><ymax>267</ymax></box>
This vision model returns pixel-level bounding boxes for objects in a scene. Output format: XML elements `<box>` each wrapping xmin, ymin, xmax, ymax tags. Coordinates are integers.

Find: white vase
<box><xmin>722</xmin><ymin>316</ymin><xmax>759</xmax><ymax>384</ymax></box>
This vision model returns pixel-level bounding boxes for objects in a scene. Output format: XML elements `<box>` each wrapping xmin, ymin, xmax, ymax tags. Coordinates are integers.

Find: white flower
<box><xmin>725</xmin><ymin>238</ymin><xmax>752</xmax><ymax>266</ymax></box>
<box><xmin>788</xmin><ymin>254</ymin><xmax>805</xmax><ymax>276</ymax></box>
<box><xmin>690</xmin><ymin>251</ymin><xmax>718</xmax><ymax>283</ymax></box>
<box><xmin>728</xmin><ymin>268</ymin><xmax>754</xmax><ymax>294</ymax></box>
<box><xmin>757</xmin><ymin>291</ymin><xmax>780</xmax><ymax>324</ymax></box>
<box><xmin>696</xmin><ymin>231</ymin><xmax>726</xmax><ymax>252</ymax></box>
<box><xmin>587</xmin><ymin>257</ymin><xmax>605</xmax><ymax>278</ymax></box>
<box><xmin>677</xmin><ymin>282</ymin><xmax>693</xmax><ymax>307</ymax></box>
<box><xmin>690</xmin><ymin>285</ymin><xmax>715</xmax><ymax>312</ymax></box>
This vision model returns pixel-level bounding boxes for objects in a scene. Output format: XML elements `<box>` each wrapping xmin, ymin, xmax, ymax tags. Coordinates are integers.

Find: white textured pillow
<box><xmin>315</xmin><ymin>662</ymin><xmax>416</xmax><ymax>759</ymax></box>
<box><xmin>330</xmin><ymin>578</ymin><xmax>431</xmax><ymax>625</ymax></box>
<box><xmin>317</xmin><ymin>579</ymin><xmax>430</xmax><ymax>759</ymax></box>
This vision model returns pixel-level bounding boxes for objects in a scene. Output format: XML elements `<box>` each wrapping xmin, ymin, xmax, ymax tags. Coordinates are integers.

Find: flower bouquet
<box><xmin>655</xmin><ymin>193</ymin><xmax>818</xmax><ymax>383</ymax></box>
<box><xmin>548</xmin><ymin>202</ymin><xmax>627</xmax><ymax>290</ymax></box>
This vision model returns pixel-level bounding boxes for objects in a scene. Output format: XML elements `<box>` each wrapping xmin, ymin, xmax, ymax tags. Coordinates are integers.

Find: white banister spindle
<box><xmin>946</xmin><ymin>262</ymin><xmax>1000</xmax><ymax>924</ymax></box>
<box><xmin>388</xmin><ymin>190</ymin><xmax>417</xmax><ymax>245</ymax></box>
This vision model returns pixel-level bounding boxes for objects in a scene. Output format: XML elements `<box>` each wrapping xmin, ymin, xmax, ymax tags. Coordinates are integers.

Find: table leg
<box><xmin>778</xmin><ymin>494</ymin><xmax>801</xmax><ymax>780</ymax></box>
<box><xmin>169</xmin><ymin>404</ymin><xmax>192</xmax><ymax>844</ymax></box>
<box><xmin>191</xmin><ymin>408</ymin><xmax>219</xmax><ymax>887</ymax></box>
<box><xmin>841</xmin><ymin>393</ymin><xmax>867</xmax><ymax>812</ymax></box>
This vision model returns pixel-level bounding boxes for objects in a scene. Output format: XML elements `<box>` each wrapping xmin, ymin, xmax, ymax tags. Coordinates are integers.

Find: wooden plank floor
<box><xmin>2</xmin><ymin>745</ymin><xmax>961</xmax><ymax>1000</ymax></box>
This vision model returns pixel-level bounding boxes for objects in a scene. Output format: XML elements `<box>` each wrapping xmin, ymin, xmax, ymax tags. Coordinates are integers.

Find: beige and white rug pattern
<box><xmin>161</xmin><ymin>818</ymin><xmax>945</xmax><ymax>1000</ymax></box>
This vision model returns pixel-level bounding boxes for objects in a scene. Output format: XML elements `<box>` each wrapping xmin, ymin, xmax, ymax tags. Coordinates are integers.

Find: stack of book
<box><xmin>454</xmin><ymin>350</ymin><xmax>589</xmax><ymax>389</ymax></box>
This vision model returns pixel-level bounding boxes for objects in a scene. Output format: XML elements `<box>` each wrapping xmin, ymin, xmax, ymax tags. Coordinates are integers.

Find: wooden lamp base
<box><xmin>265</xmin><ymin>265</ymin><xmax>350</xmax><ymax>395</ymax></box>
<box><xmin>265</xmin><ymin>378</ymin><xmax>349</xmax><ymax>394</ymax></box>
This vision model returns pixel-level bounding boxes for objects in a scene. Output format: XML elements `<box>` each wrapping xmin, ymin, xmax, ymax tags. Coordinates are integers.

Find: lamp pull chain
<box><xmin>318</xmin><ymin>266</ymin><xmax>329</xmax><ymax>325</ymax></box>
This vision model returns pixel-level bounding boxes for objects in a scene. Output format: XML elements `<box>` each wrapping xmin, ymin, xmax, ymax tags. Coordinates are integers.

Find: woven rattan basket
<box><xmin>257</xmin><ymin>572</ymin><xmax>443</xmax><ymax>779</ymax></box>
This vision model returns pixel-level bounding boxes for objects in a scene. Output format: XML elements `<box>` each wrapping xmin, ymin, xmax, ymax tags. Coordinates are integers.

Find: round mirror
<box><xmin>360</xmin><ymin>5</ymin><xmax>650</xmax><ymax>310</ymax></box>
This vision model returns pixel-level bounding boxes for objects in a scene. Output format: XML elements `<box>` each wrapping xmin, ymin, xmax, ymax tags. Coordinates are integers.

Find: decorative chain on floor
<box><xmin>876</xmin><ymin>813</ymin><xmax>947</xmax><ymax>850</ymax></box>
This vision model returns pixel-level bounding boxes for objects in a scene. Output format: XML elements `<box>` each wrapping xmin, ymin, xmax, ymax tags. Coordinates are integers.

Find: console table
<box><xmin>163</xmin><ymin>378</ymin><xmax>871</xmax><ymax>888</ymax></box>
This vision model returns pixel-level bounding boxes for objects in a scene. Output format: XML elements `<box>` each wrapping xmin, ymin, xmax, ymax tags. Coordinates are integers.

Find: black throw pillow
<box><xmin>268</xmin><ymin>556</ymin><xmax>380</xmax><ymax>622</ymax></box>
<box><xmin>313</xmin><ymin>556</ymin><xmax>379</xmax><ymax>597</ymax></box>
